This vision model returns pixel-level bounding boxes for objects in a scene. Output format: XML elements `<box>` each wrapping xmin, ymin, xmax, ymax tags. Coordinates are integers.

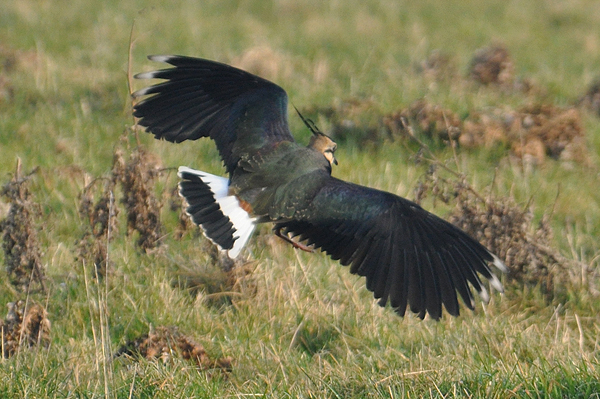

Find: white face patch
<box><xmin>324</xmin><ymin>150</ymin><xmax>337</xmax><ymax>166</ymax></box>
<box><xmin>309</xmin><ymin>134</ymin><xmax>338</xmax><ymax>166</ymax></box>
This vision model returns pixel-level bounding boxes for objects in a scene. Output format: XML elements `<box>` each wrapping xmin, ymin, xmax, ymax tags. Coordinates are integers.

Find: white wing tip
<box><xmin>492</xmin><ymin>254</ymin><xmax>509</xmax><ymax>273</ymax></box>
<box><xmin>227</xmin><ymin>218</ymin><xmax>256</xmax><ymax>259</ymax></box>
<box><xmin>148</xmin><ymin>54</ymin><xmax>174</xmax><ymax>63</ymax></box>
<box><xmin>487</xmin><ymin>255</ymin><xmax>506</xmax><ymax>295</ymax></box>
<box><xmin>133</xmin><ymin>56</ymin><xmax>175</xmax><ymax>85</ymax></box>
<box><xmin>489</xmin><ymin>273</ymin><xmax>504</xmax><ymax>293</ymax></box>
<box><xmin>227</xmin><ymin>244</ymin><xmax>243</xmax><ymax>259</ymax></box>
<box><xmin>133</xmin><ymin>71</ymin><xmax>162</xmax><ymax>82</ymax></box>
<box><xmin>478</xmin><ymin>285</ymin><xmax>490</xmax><ymax>303</ymax></box>
<box><xmin>132</xmin><ymin>86</ymin><xmax>151</xmax><ymax>98</ymax></box>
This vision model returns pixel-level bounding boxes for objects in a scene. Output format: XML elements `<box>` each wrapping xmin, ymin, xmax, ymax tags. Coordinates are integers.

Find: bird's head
<box><xmin>294</xmin><ymin>106</ymin><xmax>338</xmax><ymax>167</ymax></box>
<box><xmin>309</xmin><ymin>132</ymin><xmax>338</xmax><ymax>166</ymax></box>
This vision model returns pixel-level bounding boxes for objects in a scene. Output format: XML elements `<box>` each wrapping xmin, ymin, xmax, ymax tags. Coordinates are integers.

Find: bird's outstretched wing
<box><xmin>132</xmin><ymin>55</ymin><xmax>295</xmax><ymax>175</ymax></box>
<box><xmin>275</xmin><ymin>174</ymin><xmax>507</xmax><ymax>320</ymax></box>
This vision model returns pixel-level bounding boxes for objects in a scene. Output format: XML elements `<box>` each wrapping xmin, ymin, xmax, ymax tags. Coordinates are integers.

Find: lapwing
<box><xmin>132</xmin><ymin>55</ymin><xmax>507</xmax><ymax>320</ymax></box>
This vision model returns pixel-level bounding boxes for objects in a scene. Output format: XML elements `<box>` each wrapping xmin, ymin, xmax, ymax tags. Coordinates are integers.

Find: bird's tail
<box><xmin>178</xmin><ymin>166</ymin><xmax>256</xmax><ymax>258</ymax></box>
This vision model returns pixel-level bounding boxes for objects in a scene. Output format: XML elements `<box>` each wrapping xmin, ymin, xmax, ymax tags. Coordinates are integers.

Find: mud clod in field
<box><xmin>509</xmin><ymin>104</ymin><xmax>588</xmax><ymax>166</ymax></box>
<box><xmin>459</xmin><ymin>104</ymin><xmax>588</xmax><ymax>166</ymax></box>
<box><xmin>468</xmin><ymin>44</ymin><xmax>542</xmax><ymax>95</ymax></box>
<box><xmin>114</xmin><ymin>326</ymin><xmax>232</xmax><ymax>372</ymax></box>
<box><xmin>459</xmin><ymin>110</ymin><xmax>509</xmax><ymax>148</ymax></box>
<box><xmin>112</xmin><ymin>147</ymin><xmax>164</xmax><ymax>251</ymax></box>
<box><xmin>1</xmin><ymin>300</ymin><xmax>50</xmax><ymax>358</ymax></box>
<box><xmin>0</xmin><ymin>163</ymin><xmax>45</xmax><ymax>292</ymax></box>
<box><xmin>468</xmin><ymin>44</ymin><xmax>515</xmax><ymax>87</ymax></box>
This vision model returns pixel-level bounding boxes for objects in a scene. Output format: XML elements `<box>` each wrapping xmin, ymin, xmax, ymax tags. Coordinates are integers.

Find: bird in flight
<box><xmin>132</xmin><ymin>55</ymin><xmax>507</xmax><ymax>320</ymax></box>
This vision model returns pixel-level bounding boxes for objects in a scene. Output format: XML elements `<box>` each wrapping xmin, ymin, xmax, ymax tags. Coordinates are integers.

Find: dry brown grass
<box><xmin>0</xmin><ymin>161</ymin><xmax>45</xmax><ymax>292</ymax></box>
<box><xmin>112</xmin><ymin>145</ymin><xmax>164</xmax><ymax>252</ymax></box>
<box><xmin>77</xmin><ymin>176</ymin><xmax>118</xmax><ymax>278</ymax></box>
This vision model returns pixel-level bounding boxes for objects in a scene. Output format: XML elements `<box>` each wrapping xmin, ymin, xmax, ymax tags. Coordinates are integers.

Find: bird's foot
<box><xmin>274</xmin><ymin>227</ymin><xmax>314</xmax><ymax>253</ymax></box>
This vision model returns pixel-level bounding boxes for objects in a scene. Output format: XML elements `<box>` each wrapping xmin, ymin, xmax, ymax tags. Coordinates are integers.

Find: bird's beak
<box><xmin>333</xmin><ymin>156</ymin><xmax>338</xmax><ymax>166</ymax></box>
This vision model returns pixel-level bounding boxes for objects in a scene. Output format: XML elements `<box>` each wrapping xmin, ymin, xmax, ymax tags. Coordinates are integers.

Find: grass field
<box><xmin>1</xmin><ymin>0</ymin><xmax>600</xmax><ymax>397</ymax></box>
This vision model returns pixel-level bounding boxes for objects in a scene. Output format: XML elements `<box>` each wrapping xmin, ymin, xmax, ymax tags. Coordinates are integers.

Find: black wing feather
<box><xmin>133</xmin><ymin>55</ymin><xmax>295</xmax><ymax>175</ymax></box>
<box><xmin>275</xmin><ymin>175</ymin><xmax>504</xmax><ymax>320</ymax></box>
<box><xmin>178</xmin><ymin>171</ymin><xmax>236</xmax><ymax>251</ymax></box>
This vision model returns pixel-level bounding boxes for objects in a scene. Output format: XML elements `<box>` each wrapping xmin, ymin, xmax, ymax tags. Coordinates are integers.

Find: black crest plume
<box><xmin>294</xmin><ymin>105</ymin><xmax>325</xmax><ymax>137</ymax></box>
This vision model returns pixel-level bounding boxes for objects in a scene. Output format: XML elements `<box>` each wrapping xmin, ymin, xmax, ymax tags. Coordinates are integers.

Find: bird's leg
<box><xmin>274</xmin><ymin>226</ymin><xmax>314</xmax><ymax>253</ymax></box>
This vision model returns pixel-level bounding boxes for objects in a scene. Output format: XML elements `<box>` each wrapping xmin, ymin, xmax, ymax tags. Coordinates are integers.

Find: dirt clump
<box><xmin>509</xmin><ymin>104</ymin><xmax>588</xmax><ymax>166</ymax></box>
<box><xmin>460</xmin><ymin>110</ymin><xmax>509</xmax><ymax>148</ymax></box>
<box><xmin>1</xmin><ymin>300</ymin><xmax>50</xmax><ymax>358</ymax></box>
<box><xmin>114</xmin><ymin>325</ymin><xmax>232</xmax><ymax>372</ymax></box>
<box><xmin>468</xmin><ymin>44</ymin><xmax>515</xmax><ymax>87</ymax></box>
<box><xmin>423</xmin><ymin>103</ymin><xmax>588</xmax><ymax>165</ymax></box>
